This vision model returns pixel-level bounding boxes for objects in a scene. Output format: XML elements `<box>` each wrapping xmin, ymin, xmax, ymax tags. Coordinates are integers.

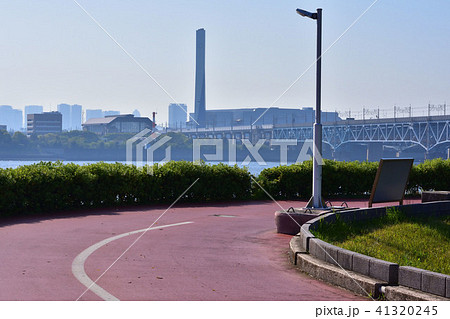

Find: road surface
<box><xmin>0</xmin><ymin>199</ymin><xmax>416</xmax><ymax>301</ymax></box>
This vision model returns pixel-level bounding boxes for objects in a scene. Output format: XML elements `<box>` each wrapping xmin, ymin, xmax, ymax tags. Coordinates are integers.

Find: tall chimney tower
<box><xmin>152</xmin><ymin>112</ymin><xmax>156</xmax><ymax>131</ymax></box>
<box><xmin>194</xmin><ymin>28</ymin><xmax>206</xmax><ymax>127</ymax></box>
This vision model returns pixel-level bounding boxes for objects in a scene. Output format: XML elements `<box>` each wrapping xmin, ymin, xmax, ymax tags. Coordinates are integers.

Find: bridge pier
<box><xmin>366</xmin><ymin>143</ymin><xmax>383</xmax><ymax>162</ymax></box>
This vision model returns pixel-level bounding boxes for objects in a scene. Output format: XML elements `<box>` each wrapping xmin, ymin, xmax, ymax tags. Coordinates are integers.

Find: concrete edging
<box><xmin>289</xmin><ymin>201</ymin><xmax>450</xmax><ymax>300</ymax></box>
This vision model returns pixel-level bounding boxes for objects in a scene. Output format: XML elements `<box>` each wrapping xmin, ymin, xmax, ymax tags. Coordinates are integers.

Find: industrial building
<box><xmin>186</xmin><ymin>107</ymin><xmax>340</xmax><ymax>128</ymax></box>
<box><xmin>184</xmin><ymin>29</ymin><xmax>341</xmax><ymax>130</ymax></box>
<box><xmin>82</xmin><ymin>114</ymin><xmax>153</xmax><ymax>135</ymax></box>
<box><xmin>85</xmin><ymin>109</ymin><xmax>121</xmax><ymax>122</ymax></box>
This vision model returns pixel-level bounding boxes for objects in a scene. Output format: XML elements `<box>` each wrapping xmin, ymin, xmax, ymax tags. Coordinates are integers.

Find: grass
<box><xmin>312</xmin><ymin>208</ymin><xmax>450</xmax><ymax>275</ymax></box>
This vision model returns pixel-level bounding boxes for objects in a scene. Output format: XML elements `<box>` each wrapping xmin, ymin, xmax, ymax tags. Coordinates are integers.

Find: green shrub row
<box><xmin>0</xmin><ymin>161</ymin><xmax>252</xmax><ymax>217</ymax></box>
<box><xmin>2</xmin><ymin>159</ymin><xmax>450</xmax><ymax>217</ymax></box>
<box><xmin>254</xmin><ymin>158</ymin><xmax>450</xmax><ymax>199</ymax></box>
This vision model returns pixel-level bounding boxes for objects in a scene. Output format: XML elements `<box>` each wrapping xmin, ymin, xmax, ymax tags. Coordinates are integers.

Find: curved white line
<box><xmin>72</xmin><ymin>221</ymin><xmax>194</xmax><ymax>301</ymax></box>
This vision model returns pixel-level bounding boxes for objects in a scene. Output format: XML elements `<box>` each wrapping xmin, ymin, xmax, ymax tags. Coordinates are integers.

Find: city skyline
<box><xmin>0</xmin><ymin>1</ymin><xmax>449</xmax><ymax>124</ymax></box>
<box><xmin>0</xmin><ymin>103</ymin><xmax>127</xmax><ymax>131</ymax></box>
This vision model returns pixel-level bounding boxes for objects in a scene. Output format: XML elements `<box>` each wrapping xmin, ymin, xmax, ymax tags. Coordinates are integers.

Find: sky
<box><xmin>0</xmin><ymin>0</ymin><xmax>449</xmax><ymax>124</ymax></box>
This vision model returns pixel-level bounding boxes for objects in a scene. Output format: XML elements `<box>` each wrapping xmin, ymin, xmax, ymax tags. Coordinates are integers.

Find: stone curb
<box><xmin>288</xmin><ymin>201</ymin><xmax>450</xmax><ymax>300</ymax></box>
<box><xmin>384</xmin><ymin>286</ymin><xmax>449</xmax><ymax>301</ymax></box>
<box><xmin>291</xmin><ymin>237</ymin><xmax>449</xmax><ymax>301</ymax></box>
<box><xmin>293</xmin><ymin>252</ymin><xmax>386</xmax><ymax>299</ymax></box>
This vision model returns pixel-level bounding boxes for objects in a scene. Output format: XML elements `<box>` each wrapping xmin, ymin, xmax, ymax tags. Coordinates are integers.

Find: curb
<box><xmin>291</xmin><ymin>237</ymin><xmax>449</xmax><ymax>301</ymax></box>
<box><xmin>292</xmin><ymin>251</ymin><xmax>386</xmax><ymax>299</ymax></box>
<box><xmin>292</xmin><ymin>250</ymin><xmax>449</xmax><ymax>301</ymax></box>
<box><xmin>287</xmin><ymin>201</ymin><xmax>450</xmax><ymax>301</ymax></box>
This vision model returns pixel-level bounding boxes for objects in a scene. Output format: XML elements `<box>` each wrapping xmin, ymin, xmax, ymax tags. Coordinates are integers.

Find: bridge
<box><xmin>169</xmin><ymin>115</ymin><xmax>450</xmax><ymax>153</ymax></box>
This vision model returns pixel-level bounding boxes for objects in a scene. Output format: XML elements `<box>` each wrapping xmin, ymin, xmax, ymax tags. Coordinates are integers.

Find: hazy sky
<box><xmin>1</xmin><ymin>0</ymin><xmax>449</xmax><ymax>123</ymax></box>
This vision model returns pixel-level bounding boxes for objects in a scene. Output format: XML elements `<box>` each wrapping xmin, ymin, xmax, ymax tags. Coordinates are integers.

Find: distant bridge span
<box><xmin>171</xmin><ymin>115</ymin><xmax>450</xmax><ymax>152</ymax></box>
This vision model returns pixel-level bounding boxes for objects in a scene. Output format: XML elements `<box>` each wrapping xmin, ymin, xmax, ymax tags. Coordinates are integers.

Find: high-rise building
<box><xmin>24</xmin><ymin>105</ymin><xmax>43</xmax><ymax>128</ymax></box>
<box><xmin>27</xmin><ymin>112</ymin><xmax>62</xmax><ymax>136</ymax></box>
<box><xmin>57</xmin><ymin>103</ymin><xmax>82</xmax><ymax>131</ymax></box>
<box><xmin>168</xmin><ymin>103</ymin><xmax>187</xmax><ymax>129</ymax></box>
<box><xmin>85</xmin><ymin>109</ymin><xmax>103</xmax><ymax>122</ymax></box>
<box><xmin>0</xmin><ymin>105</ymin><xmax>23</xmax><ymax>132</ymax></box>
<box><xmin>71</xmin><ymin>104</ymin><xmax>82</xmax><ymax>130</ymax></box>
<box><xmin>57</xmin><ymin>103</ymin><xmax>71</xmax><ymax>131</ymax></box>
<box><xmin>194</xmin><ymin>28</ymin><xmax>206</xmax><ymax>127</ymax></box>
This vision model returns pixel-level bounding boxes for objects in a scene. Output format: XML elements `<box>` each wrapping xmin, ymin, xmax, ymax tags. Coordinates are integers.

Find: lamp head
<box><xmin>296</xmin><ymin>8</ymin><xmax>317</xmax><ymax>20</ymax></box>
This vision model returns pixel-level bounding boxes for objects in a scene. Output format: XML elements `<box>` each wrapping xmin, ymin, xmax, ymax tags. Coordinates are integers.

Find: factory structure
<box><xmin>168</xmin><ymin>28</ymin><xmax>340</xmax><ymax>130</ymax></box>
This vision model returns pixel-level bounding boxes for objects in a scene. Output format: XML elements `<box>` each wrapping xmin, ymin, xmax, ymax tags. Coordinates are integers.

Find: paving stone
<box><xmin>398</xmin><ymin>266</ymin><xmax>422</xmax><ymax>290</ymax></box>
<box><xmin>369</xmin><ymin>258</ymin><xmax>398</xmax><ymax>284</ymax></box>
<box><xmin>309</xmin><ymin>238</ymin><xmax>327</xmax><ymax>261</ymax></box>
<box><xmin>299</xmin><ymin>226</ymin><xmax>314</xmax><ymax>252</ymax></box>
<box><xmin>446</xmin><ymin>277</ymin><xmax>450</xmax><ymax>298</ymax></box>
<box><xmin>337</xmin><ymin>249</ymin><xmax>354</xmax><ymax>271</ymax></box>
<box><xmin>323</xmin><ymin>243</ymin><xmax>341</xmax><ymax>267</ymax></box>
<box><xmin>422</xmin><ymin>271</ymin><xmax>447</xmax><ymax>297</ymax></box>
<box><xmin>352</xmin><ymin>253</ymin><xmax>373</xmax><ymax>277</ymax></box>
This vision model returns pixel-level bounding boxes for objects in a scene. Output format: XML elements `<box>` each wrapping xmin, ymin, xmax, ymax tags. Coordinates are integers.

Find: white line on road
<box><xmin>71</xmin><ymin>221</ymin><xmax>194</xmax><ymax>301</ymax></box>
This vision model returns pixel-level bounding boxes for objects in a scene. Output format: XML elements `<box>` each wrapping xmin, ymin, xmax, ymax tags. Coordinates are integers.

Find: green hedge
<box><xmin>2</xmin><ymin>159</ymin><xmax>450</xmax><ymax>217</ymax></box>
<box><xmin>254</xmin><ymin>158</ymin><xmax>450</xmax><ymax>200</ymax></box>
<box><xmin>0</xmin><ymin>161</ymin><xmax>252</xmax><ymax>217</ymax></box>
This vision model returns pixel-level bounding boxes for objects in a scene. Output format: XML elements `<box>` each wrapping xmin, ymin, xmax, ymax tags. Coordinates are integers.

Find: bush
<box><xmin>2</xmin><ymin>159</ymin><xmax>450</xmax><ymax>218</ymax></box>
<box><xmin>0</xmin><ymin>161</ymin><xmax>252</xmax><ymax>218</ymax></box>
<box><xmin>255</xmin><ymin>159</ymin><xmax>450</xmax><ymax>200</ymax></box>
<box><xmin>409</xmin><ymin>158</ymin><xmax>450</xmax><ymax>192</ymax></box>
<box><xmin>255</xmin><ymin>160</ymin><xmax>379</xmax><ymax>199</ymax></box>
<box><xmin>252</xmin><ymin>162</ymin><xmax>311</xmax><ymax>199</ymax></box>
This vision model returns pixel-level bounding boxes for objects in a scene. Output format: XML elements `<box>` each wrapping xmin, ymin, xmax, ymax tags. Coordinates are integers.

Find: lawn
<box><xmin>312</xmin><ymin>209</ymin><xmax>450</xmax><ymax>275</ymax></box>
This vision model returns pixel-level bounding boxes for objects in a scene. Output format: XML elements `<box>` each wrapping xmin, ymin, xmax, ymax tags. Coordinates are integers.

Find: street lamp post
<box><xmin>296</xmin><ymin>8</ymin><xmax>324</xmax><ymax>209</ymax></box>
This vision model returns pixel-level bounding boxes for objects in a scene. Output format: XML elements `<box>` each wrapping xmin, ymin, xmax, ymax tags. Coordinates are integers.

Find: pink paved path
<box><xmin>0</xmin><ymin>199</ymin><xmax>419</xmax><ymax>301</ymax></box>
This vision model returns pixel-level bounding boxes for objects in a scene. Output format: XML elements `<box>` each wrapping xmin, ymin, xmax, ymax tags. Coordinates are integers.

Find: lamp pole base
<box><xmin>306</xmin><ymin>195</ymin><xmax>325</xmax><ymax>209</ymax></box>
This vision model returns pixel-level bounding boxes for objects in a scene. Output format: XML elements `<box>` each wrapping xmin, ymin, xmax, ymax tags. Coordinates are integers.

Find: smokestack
<box><xmin>152</xmin><ymin>112</ymin><xmax>156</xmax><ymax>130</ymax></box>
<box><xmin>194</xmin><ymin>28</ymin><xmax>206</xmax><ymax>127</ymax></box>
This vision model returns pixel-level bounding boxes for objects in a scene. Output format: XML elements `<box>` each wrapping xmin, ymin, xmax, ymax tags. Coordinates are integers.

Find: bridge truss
<box><xmin>272</xmin><ymin>116</ymin><xmax>450</xmax><ymax>151</ymax></box>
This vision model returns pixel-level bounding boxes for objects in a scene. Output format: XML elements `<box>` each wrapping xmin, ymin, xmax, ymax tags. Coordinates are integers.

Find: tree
<box><xmin>0</xmin><ymin>130</ymin><xmax>12</xmax><ymax>146</ymax></box>
<box><xmin>12</xmin><ymin>131</ymin><xmax>29</xmax><ymax>147</ymax></box>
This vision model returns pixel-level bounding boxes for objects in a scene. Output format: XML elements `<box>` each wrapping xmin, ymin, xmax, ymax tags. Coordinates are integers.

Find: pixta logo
<box><xmin>127</xmin><ymin>129</ymin><xmax>323</xmax><ymax>174</ymax></box>
<box><xmin>126</xmin><ymin>129</ymin><xmax>172</xmax><ymax>174</ymax></box>
<box><xmin>192</xmin><ymin>138</ymin><xmax>323</xmax><ymax>166</ymax></box>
